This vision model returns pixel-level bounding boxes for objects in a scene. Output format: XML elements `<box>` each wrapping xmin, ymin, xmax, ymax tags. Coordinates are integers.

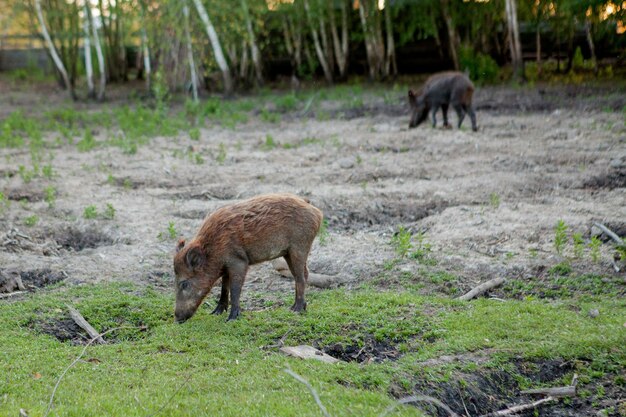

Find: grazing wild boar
<box><xmin>408</xmin><ymin>71</ymin><xmax>478</xmax><ymax>132</ymax></box>
<box><xmin>173</xmin><ymin>193</ymin><xmax>323</xmax><ymax>323</ymax></box>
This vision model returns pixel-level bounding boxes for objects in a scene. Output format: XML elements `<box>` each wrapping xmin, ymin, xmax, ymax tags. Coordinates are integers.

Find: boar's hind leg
<box><xmin>467</xmin><ymin>106</ymin><xmax>478</xmax><ymax>131</ymax></box>
<box><xmin>226</xmin><ymin>264</ymin><xmax>248</xmax><ymax>321</ymax></box>
<box><xmin>441</xmin><ymin>103</ymin><xmax>451</xmax><ymax>128</ymax></box>
<box><xmin>284</xmin><ymin>251</ymin><xmax>309</xmax><ymax>313</ymax></box>
<box><xmin>454</xmin><ymin>104</ymin><xmax>466</xmax><ymax>129</ymax></box>
<box><xmin>211</xmin><ymin>274</ymin><xmax>230</xmax><ymax>315</ymax></box>
<box><xmin>430</xmin><ymin>106</ymin><xmax>438</xmax><ymax>128</ymax></box>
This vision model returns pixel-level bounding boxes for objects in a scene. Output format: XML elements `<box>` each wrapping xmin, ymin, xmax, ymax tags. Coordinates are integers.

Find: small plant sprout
<box><xmin>189</xmin><ymin>128</ymin><xmax>200</xmax><ymax>141</ymax></box>
<box><xmin>589</xmin><ymin>236</ymin><xmax>602</xmax><ymax>263</ymax></box>
<box><xmin>0</xmin><ymin>192</ymin><xmax>9</xmax><ymax>214</ymax></box>
<box><xmin>83</xmin><ymin>205</ymin><xmax>98</xmax><ymax>219</ymax></box>
<box><xmin>391</xmin><ymin>226</ymin><xmax>413</xmax><ymax>258</ymax></box>
<box><xmin>216</xmin><ymin>143</ymin><xmax>227</xmax><ymax>164</ymax></box>
<box><xmin>490</xmin><ymin>192</ymin><xmax>501</xmax><ymax>209</ymax></box>
<box><xmin>24</xmin><ymin>215</ymin><xmax>39</xmax><ymax>227</ymax></box>
<box><xmin>44</xmin><ymin>186</ymin><xmax>56</xmax><ymax>208</ymax></box>
<box><xmin>42</xmin><ymin>164</ymin><xmax>54</xmax><ymax>179</ymax></box>
<box><xmin>554</xmin><ymin>220</ymin><xmax>568</xmax><ymax>255</ymax></box>
<box><xmin>317</xmin><ymin>219</ymin><xmax>329</xmax><ymax>246</ymax></box>
<box><xmin>168</xmin><ymin>221</ymin><xmax>178</xmax><ymax>239</ymax></box>
<box><xmin>410</xmin><ymin>231</ymin><xmax>432</xmax><ymax>262</ymax></box>
<box><xmin>263</xmin><ymin>134</ymin><xmax>276</xmax><ymax>150</ymax></box>
<box><xmin>572</xmin><ymin>233</ymin><xmax>585</xmax><ymax>259</ymax></box>
<box><xmin>103</xmin><ymin>203</ymin><xmax>116</xmax><ymax>220</ymax></box>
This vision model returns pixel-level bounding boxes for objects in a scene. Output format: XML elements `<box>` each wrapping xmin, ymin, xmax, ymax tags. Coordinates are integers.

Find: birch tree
<box><xmin>440</xmin><ymin>0</ymin><xmax>459</xmax><ymax>71</ymax></box>
<box><xmin>85</xmin><ymin>3</ymin><xmax>105</xmax><ymax>100</ymax></box>
<box><xmin>240</xmin><ymin>0</ymin><xmax>263</xmax><ymax>85</ymax></box>
<box><xmin>183</xmin><ymin>1</ymin><xmax>199</xmax><ymax>101</ymax></box>
<box><xmin>83</xmin><ymin>2</ymin><xmax>95</xmax><ymax>98</ymax></box>
<box><xmin>303</xmin><ymin>0</ymin><xmax>333</xmax><ymax>83</ymax></box>
<box><xmin>505</xmin><ymin>0</ymin><xmax>524</xmax><ymax>80</ymax></box>
<box><xmin>329</xmin><ymin>0</ymin><xmax>348</xmax><ymax>79</ymax></box>
<box><xmin>192</xmin><ymin>0</ymin><xmax>233</xmax><ymax>94</ymax></box>
<box><xmin>34</xmin><ymin>0</ymin><xmax>75</xmax><ymax>99</ymax></box>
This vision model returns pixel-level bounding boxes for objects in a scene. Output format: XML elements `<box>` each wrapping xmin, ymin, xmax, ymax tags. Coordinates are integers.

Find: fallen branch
<box><xmin>284</xmin><ymin>368</ymin><xmax>331</xmax><ymax>417</ymax></box>
<box><xmin>379</xmin><ymin>395</ymin><xmax>461</xmax><ymax>417</ymax></box>
<box><xmin>66</xmin><ymin>305</ymin><xmax>106</xmax><ymax>344</ymax></box>
<box><xmin>0</xmin><ymin>290</ymin><xmax>27</xmax><ymax>299</ymax></box>
<box><xmin>521</xmin><ymin>386</ymin><xmax>576</xmax><ymax>398</ymax></box>
<box><xmin>457</xmin><ymin>277</ymin><xmax>506</xmax><ymax>301</ymax></box>
<box><xmin>44</xmin><ymin>326</ymin><xmax>132</xmax><ymax>417</ymax></box>
<box><xmin>593</xmin><ymin>222</ymin><xmax>624</xmax><ymax>245</ymax></box>
<box><xmin>479</xmin><ymin>396</ymin><xmax>555</xmax><ymax>417</ymax></box>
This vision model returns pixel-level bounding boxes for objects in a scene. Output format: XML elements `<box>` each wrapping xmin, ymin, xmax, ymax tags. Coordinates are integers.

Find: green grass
<box><xmin>1</xmin><ymin>282</ymin><xmax>623</xmax><ymax>416</ymax></box>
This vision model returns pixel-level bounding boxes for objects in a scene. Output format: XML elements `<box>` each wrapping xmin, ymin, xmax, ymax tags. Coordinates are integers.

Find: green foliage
<box><xmin>260</xmin><ymin>109</ymin><xmax>281</xmax><ymax>124</ymax></box>
<box><xmin>215</xmin><ymin>143</ymin><xmax>227</xmax><ymax>164</ymax></box>
<box><xmin>23</xmin><ymin>215</ymin><xmax>38</xmax><ymax>227</ymax></box>
<box><xmin>317</xmin><ymin>218</ymin><xmax>329</xmax><ymax>246</ymax></box>
<box><xmin>459</xmin><ymin>45</ymin><xmax>500</xmax><ymax>84</ymax></box>
<box><xmin>77</xmin><ymin>130</ymin><xmax>97</xmax><ymax>152</ymax></box>
<box><xmin>83</xmin><ymin>205</ymin><xmax>98</xmax><ymax>219</ymax></box>
<box><xmin>103</xmin><ymin>203</ymin><xmax>116</xmax><ymax>220</ymax></box>
<box><xmin>391</xmin><ymin>226</ymin><xmax>413</xmax><ymax>258</ymax></box>
<box><xmin>0</xmin><ymin>192</ymin><xmax>9</xmax><ymax>214</ymax></box>
<box><xmin>189</xmin><ymin>127</ymin><xmax>201</xmax><ymax>141</ymax></box>
<box><xmin>489</xmin><ymin>192</ymin><xmax>501</xmax><ymax>209</ymax></box>
<box><xmin>554</xmin><ymin>220</ymin><xmax>568</xmax><ymax>255</ymax></box>
<box><xmin>44</xmin><ymin>186</ymin><xmax>56</xmax><ymax>208</ymax></box>
<box><xmin>572</xmin><ymin>233</ymin><xmax>585</xmax><ymax>259</ymax></box>
<box><xmin>42</xmin><ymin>164</ymin><xmax>54</xmax><ymax>179</ymax></box>
<box><xmin>549</xmin><ymin>261</ymin><xmax>572</xmax><ymax>276</ymax></box>
<box><xmin>18</xmin><ymin>165</ymin><xmax>35</xmax><ymax>183</ymax></box>
<box><xmin>589</xmin><ymin>236</ymin><xmax>602</xmax><ymax>263</ymax></box>
<box><xmin>274</xmin><ymin>93</ymin><xmax>299</xmax><ymax>112</ymax></box>
<box><xmin>409</xmin><ymin>232</ymin><xmax>433</xmax><ymax>263</ymax></box>
<box><xmin>262</xmin><ymin>134</ymin><xmax>276</xmax><ymax>150</ymax></box>
<box><xmin>158</xmin><ymin>221</ymin><xmax>178</xmax><ymax>241</ymax></box>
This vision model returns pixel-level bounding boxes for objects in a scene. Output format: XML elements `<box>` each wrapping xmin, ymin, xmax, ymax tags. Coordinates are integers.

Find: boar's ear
<box><xmin>176</xmin><ymin>238</ymin><xmax>186</xmax><ymax>253</ymax></box>
<box><xmin>185</xmin><ymin>245</ymin><xmax>205</xmax><ymax>270</ymax></box>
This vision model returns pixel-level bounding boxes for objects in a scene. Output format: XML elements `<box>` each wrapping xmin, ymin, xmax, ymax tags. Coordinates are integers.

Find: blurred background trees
<box><xmin>0</xmin><ymin>0</ymin><xmax>624</xmax><ymax>98</ymax></box>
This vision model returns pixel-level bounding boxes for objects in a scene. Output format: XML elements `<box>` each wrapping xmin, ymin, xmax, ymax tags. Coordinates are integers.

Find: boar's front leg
<box><xmin>211</xmin><ymin>274</ymin><xmax>230</xmax><ymax>315</ymax></box>
<box><xmin>284</xmin><ymin>251</ymin><xmax>308</xmax><ymax>313</ymax></box>
<box><xmin>430</xmin><ymin>105</ymin><xmax>439</xmax><ymax>128</ymax></box>
<box><xmin>226</xmin><ymin>263</ymin><xmax>248</xmax><ymax>321</ymax></box>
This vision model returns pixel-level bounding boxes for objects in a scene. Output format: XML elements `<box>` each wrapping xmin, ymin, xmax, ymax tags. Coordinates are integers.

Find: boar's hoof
<box><xmin>443</xmin><ymin>123</ymin><xmax>452</xmax><ymax>129</ymax></box>
<box><xmin>211</xmin><ymin>303</ymin><xmax>228</xmax><ymax>315</ymax></box>
<box><xmin>472</xmin><ymin>126</ymin><xmax>479</xmax><ymax>132</ymax></box>
<box><xmin>226</xmin><ymin>308</ymin><xmax>240</xmax><ymax>321</ymax></box>
<box><xmin>290</xmin><ymin>301</ymin><xmax>307</xmax><ymax>313</ymax></box>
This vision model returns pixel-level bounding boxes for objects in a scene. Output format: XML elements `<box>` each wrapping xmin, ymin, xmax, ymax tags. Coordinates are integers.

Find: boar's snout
<box><xmin>175</xmin><ymin>308</ymin><xmax>194</xmax><ymax>324</ymax></box>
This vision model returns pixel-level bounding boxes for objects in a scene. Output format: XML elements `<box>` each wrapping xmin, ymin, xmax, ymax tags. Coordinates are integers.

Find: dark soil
<box><xmin>36</xmin><ymin>317</ymin><xmax>89</xmax><ymax>344</ymax></box>
<box><xmin>581</xmin><ymin>168</ymin><xmax>626</xmax><ymax>191</ymax></box>
<box><xmin>394</xmin><ymin>358</ymin><xmax>620</xmax><ymax>417</ymax></box>
<box><xmin>45</xmin><ymin>225</ymin><xmax>116</xmax><ymax>251</ymax></box>
<box><xmin>0</xmin><ymin>268</ymin><xmax>66</xmax><ymax>293</ymax></box>
<box><xmin>322</xmin><ymin>337</ymin><xmax>402</xmax><ymax>363</ymax></box>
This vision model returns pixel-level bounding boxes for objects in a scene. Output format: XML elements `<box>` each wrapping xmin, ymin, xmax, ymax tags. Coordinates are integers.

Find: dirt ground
<box><xmin>1</xmin><ymin>82</ymin><xmax>624</xmax><ymax>301</ymax></box>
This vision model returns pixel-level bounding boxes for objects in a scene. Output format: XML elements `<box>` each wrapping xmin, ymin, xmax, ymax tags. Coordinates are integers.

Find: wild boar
<box><xmin>408</xmin><ymin>71</ymin><xmax>478</xmax><ymax>132</ymax></box>
<box><xmin>173</xmin><ymin>193</ymin><xmax>323</xmax><ymax>323</ymax></box>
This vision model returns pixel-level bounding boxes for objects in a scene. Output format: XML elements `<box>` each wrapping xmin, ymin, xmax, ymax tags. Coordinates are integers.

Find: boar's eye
<box><xmin>179</xmin><ymin>280</ymin><xmax>191</xmax><ymax>291</ymax></box>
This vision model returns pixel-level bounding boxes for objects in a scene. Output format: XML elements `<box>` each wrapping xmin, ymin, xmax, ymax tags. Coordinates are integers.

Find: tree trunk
<box><xmin>303</xmin><ymin>0</ymin><xmax>333</xmax><ymax>83</ymax></box>
<box><xmin>183</xmin><ymin>2</ymin><xmax>199</xmax><ymax>102</ymax></box>
<box><xmin>440</xmin><ymin>0</ymin><xmax>459</xmax><ymax>71</ymax></box>
<box><xmin>505</xmin><ymin>0</ymin><xmax>524</xmax><ymax>80</ymax></box>
<box><xmin>87</xmin><ymin>5</ymin><xmax>106</xmax><ymax>101</ymax></box>
<box><xmin>358</xmin><ymin>0</ymin><xmax>377</xmax><ymax>79</ymax></box>
<box><xmin>240</xmin><ymin>0</ymin><xmax>263</xmax><ymax>85</ymax></box>
<box><xmin>191</xmin><ymin>0</ymin><xmax>233</xmax><ymax>95</ymax></box>
<box><xmin>240</xmin><ymin>40</ymin><xmax>249</xmax><ymax>80</ymax></box>
<box><xmin>329</xmin><ymin>0</ymin><xmax>348</xmax><ymax>79</ymax></box>
<box><xmin>564</xmin><ymin>19</ymin><xmax>574</xmax><ymax>73</ymax></box>
<box><xmin>584</xmin><ymin>19</ymin><xmax>598</xmax><ymax>75</ymax></box>
<box><xmin>384</xmin><ymin>0</ymin><xmax>397</xmax><ymax>78</ymax></box>
<box><xmin>83</xmin><ymin>3</ymin><xmax>95</xmax><ymax>99</ymax></box>
<box><xmin>35</xmin><ymin>0</ymin><xmax>74</xmax><ymax>99</ymax></box>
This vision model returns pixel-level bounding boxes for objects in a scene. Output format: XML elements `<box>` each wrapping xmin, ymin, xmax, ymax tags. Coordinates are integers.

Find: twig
<box><xmin>284</xmin><ymin>368</ymin><xmax>331</xmax><ymax>417</ymax></box>
<box><xmin>593</xmin><ymin>222</ymin><xmax>624</xmax><ymax>245</ymax></box>
<box><xmin>0</xmin><ymin>291</ymin><xmax>27</xmax><ymax>299</ymax></box>
<box><xmin>66</xmin><ymin>305</ymin><xmax>106</xmax><ymax>344</ymax></box>
<box><xmin>145</xmin><ymin>373</ymin><xmax>192</xmax><ymax>417</ymax></box>
<box><xmin>44</xmin><ymin>326</ymin><xmax>132</xmax><ymax>417</ymax></box>
<box><xmin>457</xmin><ymin>383</ymin><xmax>470</xmax><ymax>417</ymax></box>
<box><xmin>378</xmin><ymin>395</ymin><xmax>461</xmax><ymax>417</ymax></box>
<box><xmin>520</xmin><ymin>386</ymin><xmax>575</xmax><ymax>398</ymax></box>
<box><xmin>300</xmin><ymin>93</ymin><xmax>317</xmax><ymax>116</ymax></box>
<box><xmin>478</xmin><ymin>396</ymin><xmax>555</xmax><ymax>417</ymax></box>
<box><xmin>457</xmin><ymin>278</ymin><xmax>506</xmax><ymax>301</ymax></box>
